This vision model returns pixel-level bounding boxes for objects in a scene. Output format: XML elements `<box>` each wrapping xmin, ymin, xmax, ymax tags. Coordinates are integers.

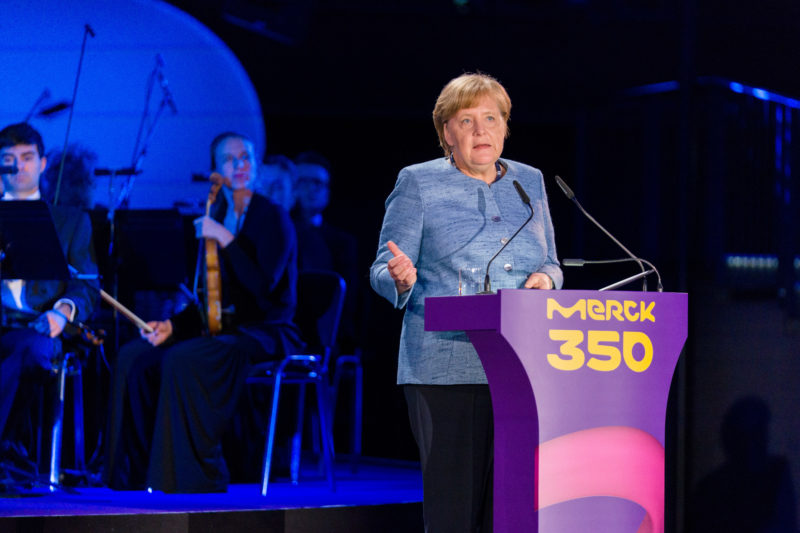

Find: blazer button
<box><xmin>503</xmin><ymin>263</ymin><xmax>512</xmax><ymax>271</ymax></box>
<box><xmin>492</xmin><ymin>215</ymin><xmax>501</xmax><ymax>222</ymax></box>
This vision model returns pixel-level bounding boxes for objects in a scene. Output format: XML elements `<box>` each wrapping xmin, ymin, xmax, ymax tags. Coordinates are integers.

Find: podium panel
<box><xmin>425</xmin><ymin>289</ymin><xmax>688</xmax><ymax>533</ymax></box>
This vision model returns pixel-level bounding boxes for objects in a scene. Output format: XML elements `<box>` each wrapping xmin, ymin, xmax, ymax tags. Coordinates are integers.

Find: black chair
<box><xmin>247</xmin><ymin>270</ymin><xmax>346</xmax><ymax>496</ymax></box>
<box><xmin>44</xmin><ymin>324</ymin><xmax>105</xmax><ymax>488</ymax></box>
<box><xmin>0</xmin><ymin>315</ymin><xmax>102</xmax><ymax>490</ymax></box>
<box><xmin>47</xmin><ymin>349</ymin><xmax>86</xmax><ymax>487</ymax></box>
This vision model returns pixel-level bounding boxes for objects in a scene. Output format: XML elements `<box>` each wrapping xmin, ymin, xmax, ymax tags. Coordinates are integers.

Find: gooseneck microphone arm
<box><xmin>481</xmin><ymin>180</ymin><xmax>534</xmax><ymax>294</ymax></box>
<box><xmin>600</xmin><ymin>269</ymin><xmax>655</xmax><ymax>291</ymax></box>
<box><xmin>554</xmin><ymin>175</ymin><xmax>650</xmax><ymax>291</ymax></box>
<box><xmin>23</xmin><ymin>89</ymin><xmax>51</xmax><ymax>123</ymax></box>
<box><xmin>562</xmin><ymin>257</ymin><xmax>663</xmax><ymax>292</ymax></box>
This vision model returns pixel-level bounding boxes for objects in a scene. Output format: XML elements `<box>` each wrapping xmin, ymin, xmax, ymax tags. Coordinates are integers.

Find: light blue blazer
<box><xmin>370</xmin><ymin>157</ymin><xmax>563</xmax><ymax>385</ymax></box>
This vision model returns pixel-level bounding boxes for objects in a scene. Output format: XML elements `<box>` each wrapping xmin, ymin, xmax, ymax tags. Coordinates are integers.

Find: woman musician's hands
<box><xmin>141</xmin><ymin>319</ymin><xmax>173</xmax><ymax>347</ymax></box>
<box><xmin>387</xmin><ymin>240</ymin><xmax>417</xmax><ymax>294</ymax></box>
<box><xmin>194</xmin><ymin>216</ymin><xmax>234</xmax><ymax>248</ymax></box>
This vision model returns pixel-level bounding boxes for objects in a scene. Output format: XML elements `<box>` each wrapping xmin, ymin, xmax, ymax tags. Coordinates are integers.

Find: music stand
<box><xmin>114</xmin><ymin>208</ymin><xmax>188</xmax><ymax>290</ymax></box>
<box><xmin>111</xmin><ymin>209</ymin><xmax>189</xmax><ymax>345</ymax></box>
<box><xmin>0</xmin><ymin>200</ymin><xmax>70</xmax><ymax>281</ymax></box>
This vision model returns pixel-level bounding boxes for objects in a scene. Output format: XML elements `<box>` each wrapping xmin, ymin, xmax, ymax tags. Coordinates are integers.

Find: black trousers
<box><xmin>404</xmin><ymin>384</ymin><xmax>493</xmax><ymax>533</ymax></box>
<box><xmin>105</xmin><ymin>333</ymin><xmax>269</xmax><ymax>493</ymax></box>
<box><xmin>0</xmin><ymin>328</ymin><xmax>57</xmax><ymax>442</ymax></box>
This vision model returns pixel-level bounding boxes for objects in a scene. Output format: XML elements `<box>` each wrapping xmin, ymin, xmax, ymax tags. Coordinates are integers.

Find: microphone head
<box><xmin>38</xmin><ymin>102</ymin><xmax>71</xmax><ymax>116</ymax></box>
<box><xmin>0</xmin><ymin>164</ymin><xmax>18</xmax><ymax>175</ymax></box>
<box><xmin>554</xmin><ymin>175</ymin><xmax>575</xmax><ymax>200</ymax></box>
<box><xmin>512</xmin><ymin>180</ymin><xmax>531</xmax><ymax>205</ymax></box>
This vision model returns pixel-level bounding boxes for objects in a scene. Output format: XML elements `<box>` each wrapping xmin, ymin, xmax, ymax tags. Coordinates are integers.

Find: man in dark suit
<box><xmin>291</xmin><ymin>151</ymin><xmax>360</xmax><ymax>352</ymax></box>
<box><xmin>0</xmin><ymin>122</ymin><xmax>98</xmax><ymax>451</ymax></box>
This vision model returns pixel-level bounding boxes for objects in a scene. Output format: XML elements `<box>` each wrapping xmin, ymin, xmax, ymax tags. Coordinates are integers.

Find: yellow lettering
<box><xmin>605</xmin><ymin>300</ymin><xmax>623</xmax><ymax>321</ymax></box>
<box><xmin>587</xmin><ymin>299</ymin><xmax>605</xmax><ymax>321</ymax></box>
<box><xmin>586</xmin><ymin>330</ymin><xmax>621</xmax><ymax>371</ymax></box>
<box><xmin>639</xmin><ymin>301</ymin><xmax>655</xmax><ymax>323</ymax></box>
<box><xmin>547</xmin><ymin>330</ymin><xmax>585</xmax><ymax>371</ymax></box>
<box><xmin>623</xmin><ymin>331</ymin><xmax>653</xmax><ymax>372</ymax></box>
<box><xmin>547</xmin><ymin>298</ymin><xmax>586</xmax><ymax>320</ymax></box>
<box><xmin>547</xmin><ymin>298</ymin><xmax>654</xmax><ymax>324</ymax></box>
<box><xmin>624</xmin><ymin>301</ymin><xmax>639</xmax><ymax>321</ymax></box>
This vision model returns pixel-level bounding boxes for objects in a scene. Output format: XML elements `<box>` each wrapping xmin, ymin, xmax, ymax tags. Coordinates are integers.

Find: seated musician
<box><xmin>0</xmin><ymin>122</ymin><xmax>98</xmax><ymax>460</ymax></box>
<box><xmin>105</xmin><ymin>132</ymin><xmax>302</xmax><ymax>493</ymax></box>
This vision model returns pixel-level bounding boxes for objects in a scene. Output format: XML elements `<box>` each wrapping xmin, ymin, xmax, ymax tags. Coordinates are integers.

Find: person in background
<box><xmin>291</xmin><ymin>151</ymin><xmax>359</xmax><ymax>352</ymax></box>
<box><xmin>370</xmin><ymin>73</ymin><xmax>562</xmax><ymax>532</ymax></box>
<box><xmin>104</xmin><ymin>131</ymin><xmax>301</xmax><ymax>493</ymax></box>
<box><xmin>39</xmin><ymin>143</ymin><xmax>97</xmax><ymax>209</ymax></box>
<box><xmin>0</xmin><ymin>123</ymin><xmax>98</xmax><ymax>470</ymax></box>
<box><xmin>255</xmin><ymin>154</ymin><xmax>296</xmax><ymax>213</ymax></box>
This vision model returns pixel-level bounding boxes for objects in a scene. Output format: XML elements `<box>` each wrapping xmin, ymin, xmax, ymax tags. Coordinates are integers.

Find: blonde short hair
<box><xmin>432</xmin><ymin>73</ymin><xmax>511</xmax><ymax>157</ymax></box>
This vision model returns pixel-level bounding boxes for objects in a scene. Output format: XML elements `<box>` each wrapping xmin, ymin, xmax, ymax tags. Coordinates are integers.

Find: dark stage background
<box><xmin>7</xmin><ymin>1</ymin><xmax>800</xmax><ymax>531</ymax></box>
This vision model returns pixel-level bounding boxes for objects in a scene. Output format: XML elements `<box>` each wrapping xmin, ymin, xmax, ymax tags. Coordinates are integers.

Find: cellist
<box><xmin>104</xmin><ymin>132</ymin><xmax>302</xmax><ymax>493</ymax></box>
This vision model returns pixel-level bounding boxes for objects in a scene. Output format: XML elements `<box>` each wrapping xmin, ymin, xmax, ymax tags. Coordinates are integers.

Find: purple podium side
<box><xmin>425</xmin><ymin>289</ymin><xmax>688</xmax><ymax>533</ymax></box>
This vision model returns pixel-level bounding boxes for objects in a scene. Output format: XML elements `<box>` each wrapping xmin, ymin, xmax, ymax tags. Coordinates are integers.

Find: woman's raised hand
<box><xmin>387</xmin><ymin>240</ymin><xmax>417</xmax><ymax>294</ymax></box>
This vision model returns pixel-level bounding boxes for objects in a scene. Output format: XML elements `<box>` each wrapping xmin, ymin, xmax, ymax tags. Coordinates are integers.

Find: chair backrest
<box><xmin>294</xmin><ymin>269</ymin><xmax>346</xmax><ymax>368</ymax></box>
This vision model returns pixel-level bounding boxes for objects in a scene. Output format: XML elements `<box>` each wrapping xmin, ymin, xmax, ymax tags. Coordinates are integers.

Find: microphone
<box><xmin>85</xmin><ymin>24</ymin><xmax>96</xmax><ymax>38</ymax></box>
<box><xmin>562</xmin><ymin>257</ymin><xmax>663</xmax><ymax>291</ymax></box>
<box><xmin>0</xmin><ymin>164</ymin><xmax>18</xmax><ymax>175</ymax></box>
<box><xmin>554</xmin><ymin>175</ymin><xmax>658</xmax><ymax>291</ymax></box>
<box><xmin>554</xmin><ymin>174</ymin><xmax>575</xmax><ymax>200</ymax></box>
<box><xmin>155</xmin><ymin>54</ymin><xmax>178</xmax><ymax>114</ymax></box>
<box><xmin>480</xmin><ymin>179</ymin><xmax>534</xmax><ymax>294</ymax></box>
<box><xmin>38</xmin><ymin>101</ymin><xmax>71</xmax><ymax>117</ymax></box>
<box><xmin>513</xmin><ymin>179</ymin><xmax>531</xmax><ymax>204</ymax></box>
<box><xmin>94</xmin><ymin>167</ymin><xmax>141</xmax><ymax>177</ymax></box>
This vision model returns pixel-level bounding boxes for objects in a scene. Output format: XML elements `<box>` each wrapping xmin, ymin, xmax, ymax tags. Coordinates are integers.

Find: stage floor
<box><xmin>0</xmin><ymin>458</ymin><xmax>424</xmax><ymax>533</ymax></box>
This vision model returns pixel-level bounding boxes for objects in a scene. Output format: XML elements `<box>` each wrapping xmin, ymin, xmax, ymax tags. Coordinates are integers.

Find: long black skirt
<box><xmin>105</xmin><ymin>329</ymin><xmax>294</xmax><ymax>493</ymax></box>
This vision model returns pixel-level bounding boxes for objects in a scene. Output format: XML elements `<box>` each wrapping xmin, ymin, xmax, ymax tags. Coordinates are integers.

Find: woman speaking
<box><xmin>370</xmin><ymin>72</ymin><xmax>563</xmax><ymax>531</ymax></box>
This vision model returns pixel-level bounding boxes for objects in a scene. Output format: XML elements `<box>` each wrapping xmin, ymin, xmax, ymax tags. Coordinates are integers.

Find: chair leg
<box><xmin>35</xmin><ymin>383</ymin><xmax>44</xmax><ymax>472</ymax></box>
<box><xmin>331</xmin><ymin>365</ymin><xmax>342</xmax><ymax>427</ymax></box>
<box><xmin>315</xmin><ymin>380</ymin><xmax>336</xmax><ymax>492</ymax></box>
<box><xmin>49</xmin><ymin>354</ymin><xmax>70</xmax><ymax>487</ymax></box>
<box><xmin>309</xmin><ymin>398</ymin><xmax>323</xmax><ymax>476</ymax></box>
<box><xmin>72</xmin><ymin>366</ymin><xmax>86</xmax><ymax>474</ymax></box>
<box><xmin>352</xmin><ymin>362</ymin><xmax>363</xmax><ymax>470</ymax></box>
<box><xmin>290</xmin><ymin>384</ymin><xmax>306</xmax><ymax>485</ymax></box>
<box><xmin>260</xmin><ymin>374</ymin><xmax>283</xmax><ymax>497</ymax></box>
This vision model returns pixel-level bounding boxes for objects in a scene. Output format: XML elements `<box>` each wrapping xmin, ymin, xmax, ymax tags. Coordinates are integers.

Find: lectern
<box><xmin>425</xmin><ymin>289</ymin><xmax>688</xmax><ymax>533</ymax></box>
